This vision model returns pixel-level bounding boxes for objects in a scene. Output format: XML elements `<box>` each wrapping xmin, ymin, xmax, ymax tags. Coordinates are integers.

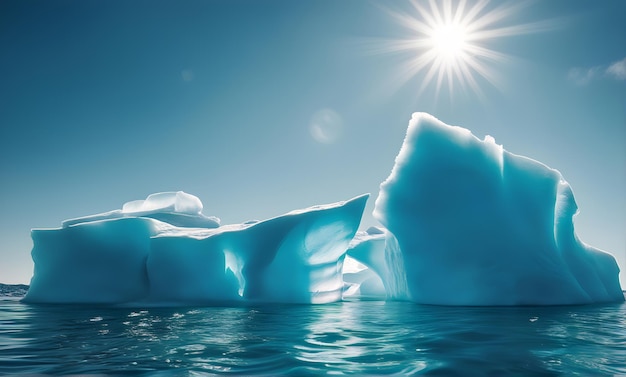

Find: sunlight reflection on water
<box><xmin>0</xmin><ymin>297</ymin><xmax>625</xmax><ymax>376</ymax></box>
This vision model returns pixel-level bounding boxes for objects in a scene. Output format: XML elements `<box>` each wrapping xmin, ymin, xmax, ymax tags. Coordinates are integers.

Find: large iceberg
<box><xmin>24</xmin><ymin>113</ymin><xmax>623</xmax><ymax>306</ymax></box>
<box><xmin>24</xmin><ymin>192</ymin><xmax>369</xmax><ymax>305</ymax></box>
<box><xmin>365</xmin><ymin>113</ymin><xmax>623</xmax><ymax>305</ymax></box>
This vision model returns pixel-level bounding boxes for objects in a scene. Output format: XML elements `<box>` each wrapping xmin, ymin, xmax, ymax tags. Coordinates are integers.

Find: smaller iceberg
<box><xmin>24</xmin><ymin>192</ymin><xmax>369</xmax><ymax>305</ymax></box>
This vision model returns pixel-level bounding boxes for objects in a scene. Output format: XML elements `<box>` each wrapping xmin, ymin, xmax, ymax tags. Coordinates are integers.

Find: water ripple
<box><xmin>0</xmin><ymin>297</ymin><xmax>624</xmax><ymax>376</ymax></box>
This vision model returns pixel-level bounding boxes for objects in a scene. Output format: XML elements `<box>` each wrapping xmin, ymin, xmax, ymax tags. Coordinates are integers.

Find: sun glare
<box><xmin>379</xmin><ymin>0</ymin><xmax>550</xmax><ymax>99</ymax></box>
<box><xmin>431</xmin><ymin>23</ymin><xmax>467</xmax><ymax>60</ymax></box>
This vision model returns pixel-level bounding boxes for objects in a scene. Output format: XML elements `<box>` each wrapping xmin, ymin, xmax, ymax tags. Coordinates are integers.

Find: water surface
<box><xmin>1</xmin><ymin>297</ymin><xmax>625</xmax><ymax>375</ymax></box>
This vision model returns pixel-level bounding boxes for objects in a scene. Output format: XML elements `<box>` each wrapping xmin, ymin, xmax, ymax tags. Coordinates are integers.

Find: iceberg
<box><xmin>24</xmin><ymin>192</ymin><xmax>369</xmax><ymax>305</ymax></box>
<box><xmin>23</xmin><ymin>114</ymin><xmax>623</xmax><ymax>306</ymax></box>
<box><xmin>369</xmin><ymin>112</ymin><xmax>623</xmax><ymax>305</ymax></box>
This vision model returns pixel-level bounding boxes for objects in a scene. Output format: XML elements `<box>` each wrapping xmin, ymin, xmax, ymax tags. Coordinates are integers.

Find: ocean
<box><xmin>1</xmin><ymin>295</ymin><xmax>625</xmax><ymax>376</ymax></box>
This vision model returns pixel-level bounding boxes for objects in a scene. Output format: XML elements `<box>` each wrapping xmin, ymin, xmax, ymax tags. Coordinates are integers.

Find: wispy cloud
<box><xmin>568</xmin><ymin>56</ymin><xmax>626</xmax><ymax>85</ymax></box>
<box><xmin>567</xmin><ymin>66</ymin><xmax>602</xmax><ymax>86</ymax></box>
<box><xmin>606</xmin><ymin>57</ymin><xmax>626</xmax><ymax>80</ymax></box>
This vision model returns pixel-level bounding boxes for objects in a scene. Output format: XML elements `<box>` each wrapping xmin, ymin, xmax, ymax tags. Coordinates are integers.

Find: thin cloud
<box><xmin>567</xmin><ymin>66</ymin><xmax>601</xmax><ymax>86</ymax></box>
<box><xmin>568</xmin><ymin>56</ymin><xmax>626</xmax><ymax>85</ymax></box>
<box><xmin>606</xmin><ymin>57</ymin><xmax>626</xmax><ymax>80</ymax></box>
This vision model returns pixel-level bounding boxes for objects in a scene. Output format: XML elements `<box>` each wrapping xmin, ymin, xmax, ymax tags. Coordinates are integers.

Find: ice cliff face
<box><xmin>24</xmin><ymin>192</ymin><xmax>368</xmax><ymax>305</ymax></box>
<box><xmin>369</xmin><ymin>113</ymin><xmax>623</xmax><ymax>305</ymax></box>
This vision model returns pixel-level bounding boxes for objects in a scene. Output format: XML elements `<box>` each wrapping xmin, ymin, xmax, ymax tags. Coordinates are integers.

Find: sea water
<box><xmin>1</xmin><ymin>297</ymin><xmax>625</xmax><ymax>376</ymax></box>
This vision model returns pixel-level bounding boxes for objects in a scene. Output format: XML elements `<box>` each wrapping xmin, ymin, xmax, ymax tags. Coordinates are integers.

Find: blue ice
<box><xmin>24</xmin><ymin>192</ymin><xmax>368</xmax><ymax>305</ymax></box>
<box><xmin>24</xmin><ymin>113</ymin><xmax>623</xmax><ymax>306</ymax></box>
<box><xmin>361</xmin><ymin>113</ymin><xmax>623</xmax><ymax>305</ymax></box>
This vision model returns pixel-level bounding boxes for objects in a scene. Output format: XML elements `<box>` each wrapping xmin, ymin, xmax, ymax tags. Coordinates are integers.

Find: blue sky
<box><xmin>1</xmin><ymin>0</ymin><xmax>624</xmax><ymax>287</ymax></box>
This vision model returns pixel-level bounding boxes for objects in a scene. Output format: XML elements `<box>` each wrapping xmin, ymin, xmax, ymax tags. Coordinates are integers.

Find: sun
<box><xmin>431</xmin><ymin>23</ymin><xmax>467</xmax><ymax>60</ymax></box>
<box><xmin>379</xmin><ymin>0</ymin><xmax>549</xmax><ymax>99</ymax></box>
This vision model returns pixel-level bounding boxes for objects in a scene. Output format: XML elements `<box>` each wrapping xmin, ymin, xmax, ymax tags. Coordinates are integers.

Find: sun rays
<box><xmin>376</xmin><ymin>0</ymin><xmax>553</xmax><ymax>100</ymax></box>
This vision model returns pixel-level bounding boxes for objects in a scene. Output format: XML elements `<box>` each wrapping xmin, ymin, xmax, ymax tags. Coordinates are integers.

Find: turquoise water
<box><xmin>1</xmin><ymin>297</ymin><xmax>625</xmax><ymax>376</ymax></box>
